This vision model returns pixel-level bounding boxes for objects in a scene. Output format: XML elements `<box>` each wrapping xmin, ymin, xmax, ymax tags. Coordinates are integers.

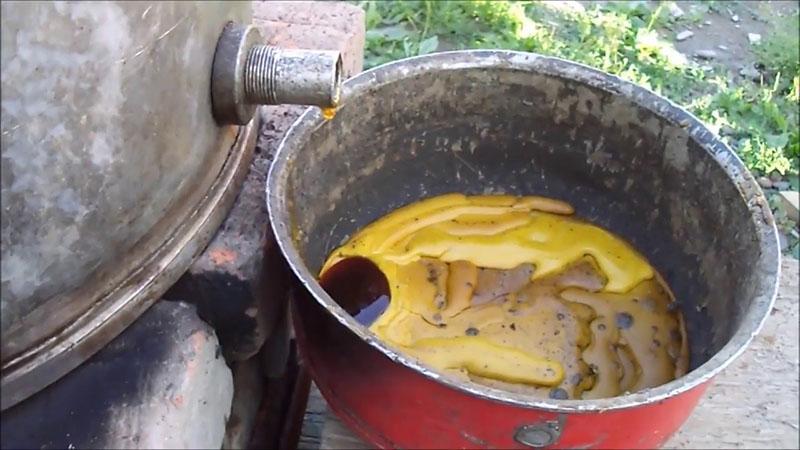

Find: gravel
<box><xmin>774</xmin><ymin>181</ymin><xmax>792</xmax><ymax>191</ymax></box>
<box><xmin>695</xmin><ymin>49</ymin><xmax>718</xmax><ymax>60</ymax></box>
<box><xmin>669</xmin><ymin>3</ymin><xmax>685</xmax><ymax>19</ymax></box>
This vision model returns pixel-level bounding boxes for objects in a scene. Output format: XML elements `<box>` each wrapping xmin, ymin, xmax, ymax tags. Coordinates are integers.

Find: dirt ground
<box><xmin>663</xmin><ymin>0</ymin><xmax>799</xmax><ymax>78</ymax></box>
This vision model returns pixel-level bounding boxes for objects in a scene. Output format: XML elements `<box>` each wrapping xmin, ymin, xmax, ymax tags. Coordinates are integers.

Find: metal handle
<box><xmin>211</xmin><ymin>22</ymin><xmax>342</xmax><ymax>125</ymax></box>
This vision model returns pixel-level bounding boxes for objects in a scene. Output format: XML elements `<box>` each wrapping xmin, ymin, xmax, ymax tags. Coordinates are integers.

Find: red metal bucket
<box><xmin>268</xmin><ymin>51</ymin><xmax>780</xmax><ymax>448</ymax></box>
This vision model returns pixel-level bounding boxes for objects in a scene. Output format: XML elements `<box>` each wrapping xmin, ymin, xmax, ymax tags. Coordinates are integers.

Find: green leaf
<box><xmin>364</xmin><ymin>1</ymin><xmax>383</xmax><ymax>29</ymax></box>
<box><xmin>402</xmin><ymin>38</ymin><xmax>414</xmax><ymax>57</ymax></box>
<box><xmin>367</xmin><ymin>25</ymin><xmax>413</xmax><ymax>41</ymax></box>
<box><xmin>418</xmin><ymin>35</ymin><xmax>439</xmax><ymax>55</ymax></box>
<box><xmin>765</xmin><ymin>133</ymin><xmax>790</xmax><ymax>150</ymax></box>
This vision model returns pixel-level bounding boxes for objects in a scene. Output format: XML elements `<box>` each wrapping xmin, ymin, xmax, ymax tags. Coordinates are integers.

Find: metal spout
<box><xmin>244</xmin><ymin>46</ymin><xmax>341</xmax><ymax>108</ymax></box>
<box><xmin>211</xmin><ymin>23</ymin><xmax>343</xmax><ymax>125</ymax></box>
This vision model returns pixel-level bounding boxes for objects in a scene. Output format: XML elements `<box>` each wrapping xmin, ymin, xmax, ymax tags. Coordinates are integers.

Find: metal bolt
<box><xmin>514</xmin><ymin>416</ymin><xmax>565</xmax><ymax>448</ymax></box>
<box><xmin>515</xmin><ymin>426</ymin><xmax>557</xmax><ymax>448</ymax></box>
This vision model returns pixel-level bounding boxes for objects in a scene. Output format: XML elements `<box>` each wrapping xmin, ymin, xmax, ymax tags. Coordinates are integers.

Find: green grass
<box><xmin>755</xmin><ymin>10</ymin><xmax>800</xmax><ymax>82</ymax></box>
<box><xmin>356</xmin><ymin>0</ymin><xmax>799</xmax><ymax>256</ymax></box>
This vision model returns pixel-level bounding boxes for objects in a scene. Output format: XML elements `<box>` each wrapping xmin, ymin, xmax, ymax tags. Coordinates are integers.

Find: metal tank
<box><xmin>1</xmin><ymin>1</ymin><xmax>341</xmax><ymax>409</ymax></box>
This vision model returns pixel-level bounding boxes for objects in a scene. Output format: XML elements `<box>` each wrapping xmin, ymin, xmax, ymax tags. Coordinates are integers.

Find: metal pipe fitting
<box><xmin>211</xmin><ymin>22</ymin><xmax>342</xmax><ymax>125</ymax></box>
<box><xmin>244</xmin><ymin>46</ymin><xmax>342</xmax><ymax>107</ymax></box>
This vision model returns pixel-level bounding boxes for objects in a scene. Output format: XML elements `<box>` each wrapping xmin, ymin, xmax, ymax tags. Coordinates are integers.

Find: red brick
<box><xmin>252</xmin><ymin>1</ymin><xmax>365</xmax><ymax>77</ymax></box>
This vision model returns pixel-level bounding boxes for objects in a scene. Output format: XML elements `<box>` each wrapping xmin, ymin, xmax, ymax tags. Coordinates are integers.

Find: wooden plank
<box><xmin>248</xmin><ymin>344</ymin><xmax>311</xmax><ymax>450</ymax></box>
<box><xmin>299</xmin><ymin>257</ymin><xmax>799</xmax><ymax>449</ymax></box>
<box><xmin>779</xmin><ymin>191</ymin><xmax>799</xmax><ymax>222</ymax></box>
<box><xmin>668</xmin><ymin>256</ymin><xmax>799</xmax><ymax>449</ymax></box>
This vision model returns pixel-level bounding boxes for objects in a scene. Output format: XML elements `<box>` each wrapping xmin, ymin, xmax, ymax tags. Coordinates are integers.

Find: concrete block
<box><xmin>779</xmin><ymin>190</ymin><xmax>799</xmax><ymax>222</ymax></box>
<box><xmin>1</xmin><ymin>301</ymin><xmax>233</xmax><ymax>450</ymax></box>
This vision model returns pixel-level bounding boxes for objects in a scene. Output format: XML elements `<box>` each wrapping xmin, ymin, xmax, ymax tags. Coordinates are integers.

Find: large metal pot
<box><xmin>0</xmin><ymin>1</ymin><xmax>342</xmax><ymax>409</ymax></box>
<box><xmin>0</xmin><ymin>2</ymin><xmax>252</xmax><ymax>409</ymax></box>
<box><xmin>267</xmin><ymin>51</ymin><xmax>780</xmax><ymax>448</ymax></box>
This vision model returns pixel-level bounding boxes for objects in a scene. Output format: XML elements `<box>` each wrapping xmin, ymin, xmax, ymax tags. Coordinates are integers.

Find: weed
<box><xmin>754</xmin><ymin>11</ymin><xmax>800</xmax><ymax>87</ymax></box>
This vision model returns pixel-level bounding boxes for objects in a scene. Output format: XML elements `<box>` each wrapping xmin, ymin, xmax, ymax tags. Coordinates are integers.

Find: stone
<box><xmin>757</xmin><ymin>176</ymin><xmax>773</xmax><ymax>189</ymax></box>
<box><xmin>718</xmin><ymin>45</ymin><xmax>729</xmax><ymax>51</ymax></box>
<box><xmin>778</xmin><ymin>191</ymin><xmax>799</xmax><ymax>222</ymax></box>
<box><xmin>719</xmin><ymin>125</ymin><xmax>737</xmax><ymax>137</ymax></box>
<box><xmin>731</xmin><ymin>14</ymin><xmax>739</xmax><ymax>23</ymax></box>
<box><xmin>770</xmin><ymin>171</ymin><xmax>784</xmax><ymax>183</ymax></box>
<box><xmin>695</xmin><ymin>49</ymin><xmax>718</xmax><ymax>60</ymax></box>
<box><xmin>676</xmin><ymin>30</ymin><xmax>694</xmax><ymax>41</ymax></box>
<box><xmin>739</xmin><ymin>65</ymin><xmax>761</xmax><ymax>81</ymax></box>
<box><xmin>668</xmin><ymin>3</ymin><xmax>684</xmax><ymax>19</ymax></box>
<box><xmin>748</xmin><ymin>33</ymin><xmax>762</xmax><ymax>44</ymax></box>
<box><xmin>0</xmin><ymin>301</ymin><xmax>233</xmax><ymax>450</ymax></box>
<box><xmin>704</xmin><ymin>20</ymin><xmax>712</xmax><ymax>26</ymax></box>
<box><xmin>774</xmin><ymin>181</ymin><xmax>791</xmax><ymax>191</ymax></box>
<box><xmin>778</xmin><ymin>232</ymin><xmax>788</xmax><ymax>251</ymax></box>
<box><xmin>167</xmin><ymin>0</ymin><xmax>366</xmax><ymax>363</ymax></box>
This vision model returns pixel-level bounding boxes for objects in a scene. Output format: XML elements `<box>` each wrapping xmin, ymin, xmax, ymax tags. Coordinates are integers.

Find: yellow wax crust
<box><xmin>322</xmin><ymin>193</ymin><xmax>654</xmax><ymax>293</ymax></box>
<box><xmin>320</xmin><ymin>194</ymin><xmax>687</xmax><ymax>398</ymax></box>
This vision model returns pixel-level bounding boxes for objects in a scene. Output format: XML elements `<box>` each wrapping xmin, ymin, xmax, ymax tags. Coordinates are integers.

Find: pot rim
<box><xmin>267</xmin><ymin>50</ymin><xmax>781</xmax><ymax>412</ymax></box>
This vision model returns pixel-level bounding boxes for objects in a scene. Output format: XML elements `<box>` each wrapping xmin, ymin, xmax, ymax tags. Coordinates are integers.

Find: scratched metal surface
<box><xmin>299</xmin><ymin>256</ymin><xmax>799</xmax><ymax>449</ymax></box>
<box><xmin>1</xmin><ymin>2</ymin><xmax>241</xmax><ymax>349</ymax></box>
<box><xmin>0</xmin><ymin>1</ymin><xmax>255</xmax><ymax>410</ymax></box>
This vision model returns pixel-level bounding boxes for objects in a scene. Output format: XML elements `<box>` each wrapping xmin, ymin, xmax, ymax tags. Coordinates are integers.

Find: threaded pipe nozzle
<box><xmin>243</xmin><ymin>45</ymin><xmax>342</xmax><ymax>108</ymax></box>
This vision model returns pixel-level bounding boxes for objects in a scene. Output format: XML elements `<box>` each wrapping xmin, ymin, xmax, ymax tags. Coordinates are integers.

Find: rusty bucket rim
<box><xmin>267</xmin><ymin>49</ymin><xmax>780</xmax><ymax>412</ymax></box>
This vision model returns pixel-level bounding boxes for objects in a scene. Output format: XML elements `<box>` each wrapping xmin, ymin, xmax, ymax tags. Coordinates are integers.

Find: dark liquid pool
<box><xmin>318</xmin><ymin>256</ymin><xmax>391</xmax><ymax>326</ymax></box>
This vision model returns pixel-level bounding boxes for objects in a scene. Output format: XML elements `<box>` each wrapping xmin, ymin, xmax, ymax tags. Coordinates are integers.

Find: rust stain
<box><xmin>209</xmin><ymin>247</ymin><xmax>237</xmax><ymax>266</ymax></box>
<box><xmin>185</xmin><ymin>330</ymin><xmax>206</xmax><ymax>376</ymax></box>
<box><xmin>190</xmin><ymin>330</ymin><xmax>206</xmax><ymax>351</ymax></box>
<box><xmin>223</xmin><ymin>124</ymin><xmax>238</xmax><ymax>140</ymax></box>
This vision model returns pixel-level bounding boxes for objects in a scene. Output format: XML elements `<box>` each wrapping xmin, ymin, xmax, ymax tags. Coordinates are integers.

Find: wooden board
<box><xmin>299</xmin><ymin>257</ymin><xmax>799</xmax><ymax>449</ymax></box>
